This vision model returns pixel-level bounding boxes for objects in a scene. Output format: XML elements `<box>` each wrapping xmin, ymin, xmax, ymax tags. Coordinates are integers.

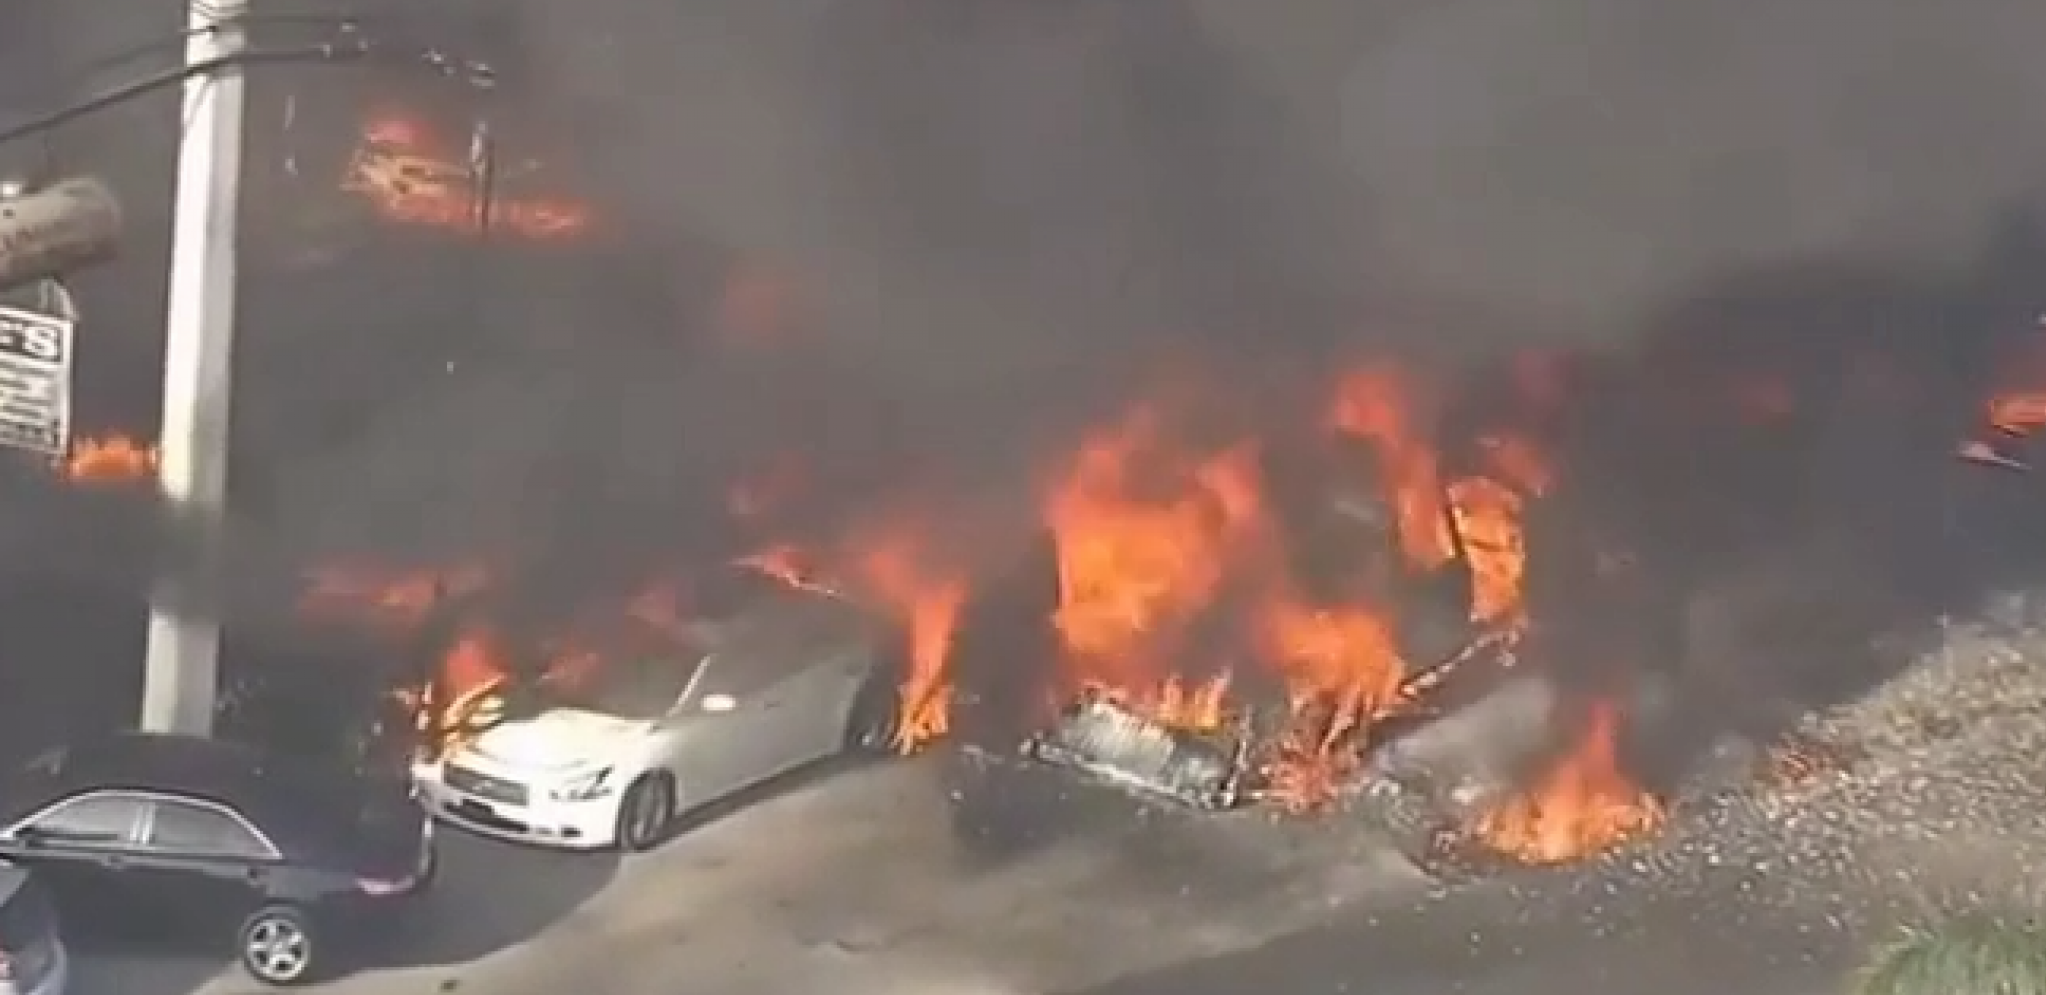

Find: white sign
<box><xmin>0</xmin><ymin>304</ymin><xmax>71</xmax><ymax>455</ymax></box>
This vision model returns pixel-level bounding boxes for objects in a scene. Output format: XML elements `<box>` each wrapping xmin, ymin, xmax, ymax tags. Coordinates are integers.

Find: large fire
<box><xmin>290</xmin><ymin>353</ymin><xmax>1673</xmax><ymax>866</ymax></box>
<box><xmin>60</xmin><ymin>97</ymin><xmax>2038</xmax><ymax>875</ymax></box>
<box><xmin>254</xmin><ymin>107</ymin><xmax>2042</xmax><ymax>869</ymax></box>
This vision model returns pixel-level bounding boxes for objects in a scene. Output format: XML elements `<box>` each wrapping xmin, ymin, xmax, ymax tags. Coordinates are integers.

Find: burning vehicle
<box><xmin>331</xmin><ymin>563</ymin><xmax>906</xmax><ymax>852</ymax></box>
<box><xmin>929</xmin><ymin>364</ymin><xmax>1676</xmax><ymax>871</ymax></box>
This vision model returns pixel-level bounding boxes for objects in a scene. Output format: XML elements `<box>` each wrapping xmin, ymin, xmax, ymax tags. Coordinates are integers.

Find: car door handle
<box><xmin>96</xmin><ymin>855</ymin><xmax>128</xmax><ymax>870</ymax></box>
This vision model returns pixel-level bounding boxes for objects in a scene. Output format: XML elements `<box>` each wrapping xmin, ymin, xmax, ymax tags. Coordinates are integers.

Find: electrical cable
<box><xmin>73</xmin><ymin>13</ymin><xmax>363</xmax><ymax>81</ymax></box>
<box><xmin>0</xmin><ymin>33</ymin><xmax>492</xmax><ymax>147</ymax></box>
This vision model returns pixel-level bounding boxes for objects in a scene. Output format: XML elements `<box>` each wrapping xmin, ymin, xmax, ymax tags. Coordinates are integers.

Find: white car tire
<box><xmin>615</xmin><ymin>774</ymin><xmax>675</xmax><ymax>852</ymax></box>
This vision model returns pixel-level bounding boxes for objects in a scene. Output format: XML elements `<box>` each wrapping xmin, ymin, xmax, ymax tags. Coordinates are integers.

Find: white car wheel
<box><xmin>616</xmin><ymin>775</ymin><xmax>674</xmax><ymax>852</ymax></box>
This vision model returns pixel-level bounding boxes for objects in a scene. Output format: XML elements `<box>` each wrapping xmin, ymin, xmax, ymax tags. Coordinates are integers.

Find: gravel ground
<box><xmin>1076</xmin><ymin>588</ymin><xmax>2046</xmax><ymax>995</ymax></box>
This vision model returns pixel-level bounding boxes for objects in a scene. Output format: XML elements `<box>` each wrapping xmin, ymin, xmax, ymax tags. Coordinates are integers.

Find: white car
<box><xmin>413</xmin><ymin>570</ymin><xmax>903</xmax><ymax>851</ymax></box>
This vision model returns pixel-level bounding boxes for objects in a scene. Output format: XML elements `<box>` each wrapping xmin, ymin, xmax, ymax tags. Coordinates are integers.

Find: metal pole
<box><xmin>141</xmin><ymin>0</ymin><xmax>248</xmax><ymax>735</ymax></box>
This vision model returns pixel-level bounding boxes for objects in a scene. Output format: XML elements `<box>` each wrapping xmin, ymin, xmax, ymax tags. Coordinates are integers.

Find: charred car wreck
<box><xmin>1018</xmin><ymin>690</ymin><xmax>1251</xmax><ymax>811</ymax></box>
<box><xmin>943</xmin><ymin>451</ymin><xmax>1535</xmax><ymax>861</ymax></box>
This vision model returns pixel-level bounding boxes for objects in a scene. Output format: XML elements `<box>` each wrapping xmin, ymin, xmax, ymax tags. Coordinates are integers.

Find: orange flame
<box><xmin>1988</xmin><ymin>393</ymin><xmax>2046</xmax><ymax>437</ymax></box>
<box><xmin>841</xmin><ymin>527</ymin><xmax>968</xmax><ymax>753</ymax></box>
<box><xmin>1043</xmin><ymin>406</ymin><xmax>1263</xmax><ymax>724</ymax></box>
<box><xmin>1326</xmin><ymin>366</ymin><xmax>1455</xmax><ymax>571</ymax></box>
<box><xmin>1961</xmin><ymin>323</ymin><xmax>2046</xmax><ymax>462</ymax></box>
<box><xmin>1468</xmin><ymin>698</ymin><xmax>1664</xmax><ymax>864</ymax></box>
<box><xmin>1254</xmin><ymin>601</ymin><xmax>1406</xmax><ymax>810</ymax></box>
<box><xmin>292</xmin><ymin>343</ymin><xmax>1682</xmax><ymax>868</ymax></box>
<box><xmin>60</xmin><ymin>435</ymin><xmax>158</xmax><ymax>485</ymax></box>
<box><xmin>297</xmin><ymin>564</ymin><xmax>505</xmax><ymax>758</ymax></box>
<box><xmin>1258</xmin><ymin>602</ymin><xmax>1404</xmax><ymax>740</ymax></box>
<box><xmin>344</xmin><ymin>109</ymin><xmax>593</xmax><ymax>242</ymax></box>
<box><xmin>1446</xmin><ymin>476</ymin><xmax>1531</xmax><ymax>628</ymax></box>
<box><xmin>1083</xmin><ymin>673</ymin><xmax>1234</xmax><ymax>733</ymax></box>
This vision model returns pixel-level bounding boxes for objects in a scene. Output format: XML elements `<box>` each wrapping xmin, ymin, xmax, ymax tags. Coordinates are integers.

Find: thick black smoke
<box><xmin>12</xmin><ymin>0</ymin><xmax>2046</xmax><ymax>753</ymax></box>
<box><xmin>1333</xmin><ymin>0</ymin><xmax>2046</xmax><ymax>333</ymax></box>
<box><xmin>170</xmin><ymin>0</ymin><xmax>2046</xmax><ymax>590</ymax></box>
<box><xmin>217</xmin><ymin>0</ymin><xmax>1379</xmax><ymax>628</ymax></box>
<box><xmin>500</xmin><ymin>0</ymin><xmax>2046</xmax><ymax>345</ymax></box>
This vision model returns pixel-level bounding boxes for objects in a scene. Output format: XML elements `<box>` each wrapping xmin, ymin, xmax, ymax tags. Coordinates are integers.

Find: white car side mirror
<box><xmin>699</xmin><ymin>693</ymin><xmax>738</xmax><ymax>714</ymax></box>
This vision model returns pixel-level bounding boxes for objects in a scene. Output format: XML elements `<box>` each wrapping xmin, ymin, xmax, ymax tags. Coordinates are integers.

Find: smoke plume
<box><xmin>1332</xmin><ymin>0</ymin><xmax>2046</xmax><ymax>332</ymax></box>
<box><xmin>17</xmin><ymin>0</ymin><xmax>2046</xmax><ymax>674</ymax></box>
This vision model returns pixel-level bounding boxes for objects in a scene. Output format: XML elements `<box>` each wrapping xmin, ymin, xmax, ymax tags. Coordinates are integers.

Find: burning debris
<box><xmin>340</xmin><ymin>109</ymin><xmax>593</xmax><ymax>243</ymax></box>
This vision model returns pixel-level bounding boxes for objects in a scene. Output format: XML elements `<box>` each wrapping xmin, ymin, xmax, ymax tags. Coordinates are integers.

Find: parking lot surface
<box><xmin>73</xmin><ymin>758</ymin><xmax>1429</xmax><ymax>995</ymax></box>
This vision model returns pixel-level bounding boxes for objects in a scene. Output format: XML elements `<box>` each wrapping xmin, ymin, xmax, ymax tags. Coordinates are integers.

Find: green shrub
<box><xmin>1854</xmin><ymin>916</ymin><xmax>2046</xmax><ymax>995</ymax></box>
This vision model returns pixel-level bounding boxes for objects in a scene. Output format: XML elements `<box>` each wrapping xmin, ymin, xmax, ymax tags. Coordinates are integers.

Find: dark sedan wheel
<box><xmin>239</xmin><ymin>905</ymin><xmax>319</xmax><ymax>986</ymax></box>
<box><xmin>616</xmin><ymin>775</ymin><xmax>674</xmax><ymax>852</ymax></box>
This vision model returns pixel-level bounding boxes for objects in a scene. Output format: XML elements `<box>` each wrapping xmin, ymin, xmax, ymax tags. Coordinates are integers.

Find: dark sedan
<box><xmin>0</xmin><ymin>733</ymin><xmax>434</xmax><ymax>985</ymax></box>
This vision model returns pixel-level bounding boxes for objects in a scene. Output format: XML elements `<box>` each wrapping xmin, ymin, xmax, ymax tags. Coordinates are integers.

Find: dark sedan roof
<box><xmin>1</xmin><ymin>733</ymin><xmax>372</xmax><ymax>842</ymax></box>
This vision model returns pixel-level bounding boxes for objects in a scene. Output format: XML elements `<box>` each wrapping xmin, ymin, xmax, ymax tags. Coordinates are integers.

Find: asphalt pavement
<box><xmin>68</xmin><ymin>757</ymin><xmax>1436</xmax><ymax>995</ymax></box>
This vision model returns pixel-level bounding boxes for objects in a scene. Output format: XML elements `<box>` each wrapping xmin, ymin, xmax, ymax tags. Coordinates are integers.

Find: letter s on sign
<box><xmin>0</xmin><ymin>317</ymin><xmax>64</xmax><ymax>363</ymax></box>
<box><xmin>18</xmin><ymin>323</ymin><xmax>61</xmax><ymax>362</ymax></box>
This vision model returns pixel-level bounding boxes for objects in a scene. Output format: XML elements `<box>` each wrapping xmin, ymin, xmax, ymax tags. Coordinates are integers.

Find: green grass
<box><xmin>1854</xmin><ymin>916</ymin><xmax>2046</xmax><ymax>995</ymax></box>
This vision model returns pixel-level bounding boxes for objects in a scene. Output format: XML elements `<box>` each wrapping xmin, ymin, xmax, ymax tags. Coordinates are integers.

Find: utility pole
<box><xmin>141</xmin><ymin>0</ymin><xmax>248</xmax><ymax>735</ymax></box>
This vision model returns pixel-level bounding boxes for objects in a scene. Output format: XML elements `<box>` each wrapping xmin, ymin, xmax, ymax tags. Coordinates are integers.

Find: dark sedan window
<box><xmin>17</xmin><ymin>794</ymin><xmax>143</xmax><ymax>846</ymax></box>
<box><xmin>143</xmin><ymin>801</ymin><xmax>276</xmax><ymax>860</ymax></box>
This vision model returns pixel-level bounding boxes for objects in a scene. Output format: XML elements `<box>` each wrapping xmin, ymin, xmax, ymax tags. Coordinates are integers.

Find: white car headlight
<box><xmin>549</xmin><ymin>767</ymin><xmax>616</xmax><ymax>802</ymax></box>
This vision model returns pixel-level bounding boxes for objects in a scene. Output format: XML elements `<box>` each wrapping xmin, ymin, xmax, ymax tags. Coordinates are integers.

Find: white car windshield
<box><xmin>546</xmin><ymin>655</ymin><xmax>698</xmax><ymax>722</ymax></box>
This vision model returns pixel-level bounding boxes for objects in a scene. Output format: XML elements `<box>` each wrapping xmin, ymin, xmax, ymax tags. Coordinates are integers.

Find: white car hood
<box><xmin>464</xmin><ymin>708</ymin><xmax>652</xmax><ymax>773</ymax></box>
